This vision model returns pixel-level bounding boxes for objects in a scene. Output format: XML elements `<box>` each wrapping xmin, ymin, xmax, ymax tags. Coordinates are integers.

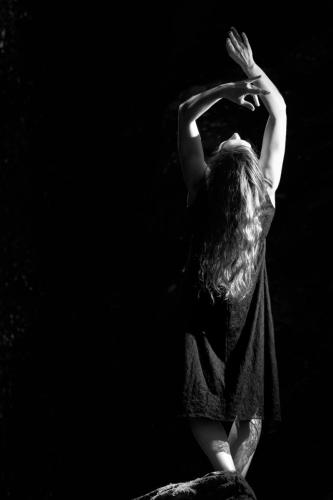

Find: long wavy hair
<box><xmin>197</xmin><ymin>143</ymin><xmax>266</xmax><ymax>303</ymax></box>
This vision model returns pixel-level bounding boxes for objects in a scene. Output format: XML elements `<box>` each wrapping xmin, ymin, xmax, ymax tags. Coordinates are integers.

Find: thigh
<box><xmin>228</xmin><ymin>418</ymin><xmax>262</xmax><ymax>476</ymax></box>
<box><xmin>228</xmin><ymin>418</ymin><xmax>262</xmax><ymax>454</ymax></box>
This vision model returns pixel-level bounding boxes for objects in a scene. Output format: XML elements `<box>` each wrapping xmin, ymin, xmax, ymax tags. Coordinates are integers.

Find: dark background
<box><xmin>0</xmin><ymin>2</ymin><xmax>332</xmax><ymax>498</ymax></box>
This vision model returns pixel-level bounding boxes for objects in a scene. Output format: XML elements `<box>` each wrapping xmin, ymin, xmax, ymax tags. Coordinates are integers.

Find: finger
<box><xmin>244</xmin><ymin>75</ymin><xmax>262</xmax><ymax>84</ymax></box>
<box><xmin>240</xmin><ymin>97</ymin><xmax>255</xmax><ymax>112</ymax></box>
<box><xmin>230</xmin><ymin>26</ymin><xmax>242</xmax><ymax>44</ymax></box>
<box><xmin>248</xmin><ymin>86</ymin><xmax>270</xmax><ymax>96</ymax></box>
<box><xmin>253</xmin><ymin>95</ymin><xmax>260</xmax><ymax>107</ymax></box>
<box><xmin>242</xmin><ymin>32</ymin><xmax>251</xmax><ymax>49</ymax></box>
<box><xmin>229</xmin><ymin>30</ymin><xmax>241</xmax><ymax>50</ymax></box>
<box><xmin>226</xmin><ymin>38</ymin><xmax>238</xmax><ymax>56</ymax></box>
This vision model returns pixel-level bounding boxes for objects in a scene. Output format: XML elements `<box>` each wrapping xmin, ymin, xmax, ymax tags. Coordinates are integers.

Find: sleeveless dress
<box><xmin>174</xmin><ymin>180</ymin><xmax>281</xmax><ymax>430</ymax></box>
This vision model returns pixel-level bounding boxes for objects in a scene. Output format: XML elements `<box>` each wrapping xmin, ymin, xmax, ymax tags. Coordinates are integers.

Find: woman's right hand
<box><xmin>220</xmin><ymin>77</ymin><xmax>269</xmax><ymax>111</ymax></box>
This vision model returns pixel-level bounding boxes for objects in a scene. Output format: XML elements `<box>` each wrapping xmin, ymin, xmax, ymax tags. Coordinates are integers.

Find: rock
<box><xmin>132</xmin><ymin>470</ymin><xmax>257</xmax><ymax>500</ymax></box>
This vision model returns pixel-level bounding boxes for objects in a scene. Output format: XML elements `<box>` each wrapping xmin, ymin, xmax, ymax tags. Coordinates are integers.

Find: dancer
<box><xmin>176</xmin><ymin>27</ymin><xmax>286</xmax><ymax>477</ymax></box>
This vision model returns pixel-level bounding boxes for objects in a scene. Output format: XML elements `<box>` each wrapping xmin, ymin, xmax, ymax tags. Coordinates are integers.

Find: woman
<box><xmin>176</xmin><ymin>27</ymin><xmax>286</xmax><ymax>477</ymax></box>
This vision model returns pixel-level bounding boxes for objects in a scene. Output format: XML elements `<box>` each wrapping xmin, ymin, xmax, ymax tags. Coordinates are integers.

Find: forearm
<box><xmin>179</xmin><ymin>84</ymin><xmax>226</xmax><ymax>123</ymax></box>
<box><xmin>242</xmin><ymin>62</ymin><xmax>286</xmax><ymax>116</ymax></box>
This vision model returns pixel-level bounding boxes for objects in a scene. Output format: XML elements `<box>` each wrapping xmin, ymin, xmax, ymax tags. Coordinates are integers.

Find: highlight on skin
<box><xmin>197</xmin><ymin>144</ymin><xmax>266</xmax><ymax>302</ymax></box>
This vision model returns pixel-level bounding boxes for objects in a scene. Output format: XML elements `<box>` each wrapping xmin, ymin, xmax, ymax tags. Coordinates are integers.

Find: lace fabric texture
<box><xmin>175</xmin><ymin>182</ymin><xmax>281</xmax><ymax>429</ymax></box>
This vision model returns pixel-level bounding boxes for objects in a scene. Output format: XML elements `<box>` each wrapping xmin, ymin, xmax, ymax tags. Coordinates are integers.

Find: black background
<box><xmin>0</xmin><ymin>2</ymin><xmax>332</xmax><ymax>498</ymax></box>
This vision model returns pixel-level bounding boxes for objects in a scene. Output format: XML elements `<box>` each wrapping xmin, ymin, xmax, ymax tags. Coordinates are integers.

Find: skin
<box><xmin>178</xmin><ymin>26</ymin><xmax>287</xmax><ymax>208</ymax></box>
<box><xmin>179</xmin><ymin>27</ymin><xmax>287</xmax><ymax>476</ymax></box>
<box><xmin>229</xmin><ymin>418</ymin><xmax>262</xmax><ymax>477</ymax></box>
<box><xmin>218</xmin><ymin>132</ymin><xmax>252</xmax><ymax>152</ymax></box>
<box><xmin>189</xmin><ymin>418</ymin><xmax>236</xmax><ymax>473</ymax></box>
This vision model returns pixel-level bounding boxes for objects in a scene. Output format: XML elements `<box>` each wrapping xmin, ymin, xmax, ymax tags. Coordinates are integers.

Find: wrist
<box><xmin>242</xmin><ymin>62</ymin><xmax>257</xmax><ymax>76</ymax></box>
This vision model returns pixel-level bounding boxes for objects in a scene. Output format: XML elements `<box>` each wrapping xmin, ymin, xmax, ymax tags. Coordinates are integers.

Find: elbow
<box><xmin>281</xmin><ymin>99</ymin><xmax>287</xmax><ymax>113</ymax></box>
<box><xmin>179</xmin><ymin>101</ymin><xmax>189</xmax><ymax>115</ymax></box>
<box><xmin>178</xmin><ymin>101</ymin><xmax>191</xmax><ymax>122</ymax></box>
<box><xmin>276</xmin><ymin>93</ymin><xmax>287</xmax><ymax>116</ymax></box>
<box><xmin>279</xmin><ymin>94</ymin><xmax>287</xmax><ymax>112</ymax></box>
<box><xmin>270</xmin><ymin>100</ymin><xmax>287</xmax><ymax>119</ymax></box>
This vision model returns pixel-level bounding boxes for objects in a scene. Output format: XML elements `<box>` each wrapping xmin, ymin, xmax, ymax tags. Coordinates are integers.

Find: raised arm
<box><xmin>226</xmin><ymin>27</ymin><xmax>287</xmax><ymax>195</ymax></box>
<box><xmin>178</xmin><ymin>79</ymin><xmax>269</xmax><ymax>199</ymax></box>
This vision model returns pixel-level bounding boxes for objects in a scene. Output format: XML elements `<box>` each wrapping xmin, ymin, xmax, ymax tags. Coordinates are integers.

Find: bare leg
<box><xmin>228</xmin><ymin>418</ymin><xmax>262</xmax><ymax>477</ymax></box>
<box><xmin>189</xmin><ymin>417</ymin><xmax>236</xmax><ymax>472</ymax></box>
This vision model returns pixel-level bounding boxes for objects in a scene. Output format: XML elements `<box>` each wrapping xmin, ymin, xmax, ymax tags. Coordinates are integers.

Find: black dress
<box><xmin>174</xmin><ymin>180</ymin><xmax>281</xmax><ymax>430</ymax></box>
